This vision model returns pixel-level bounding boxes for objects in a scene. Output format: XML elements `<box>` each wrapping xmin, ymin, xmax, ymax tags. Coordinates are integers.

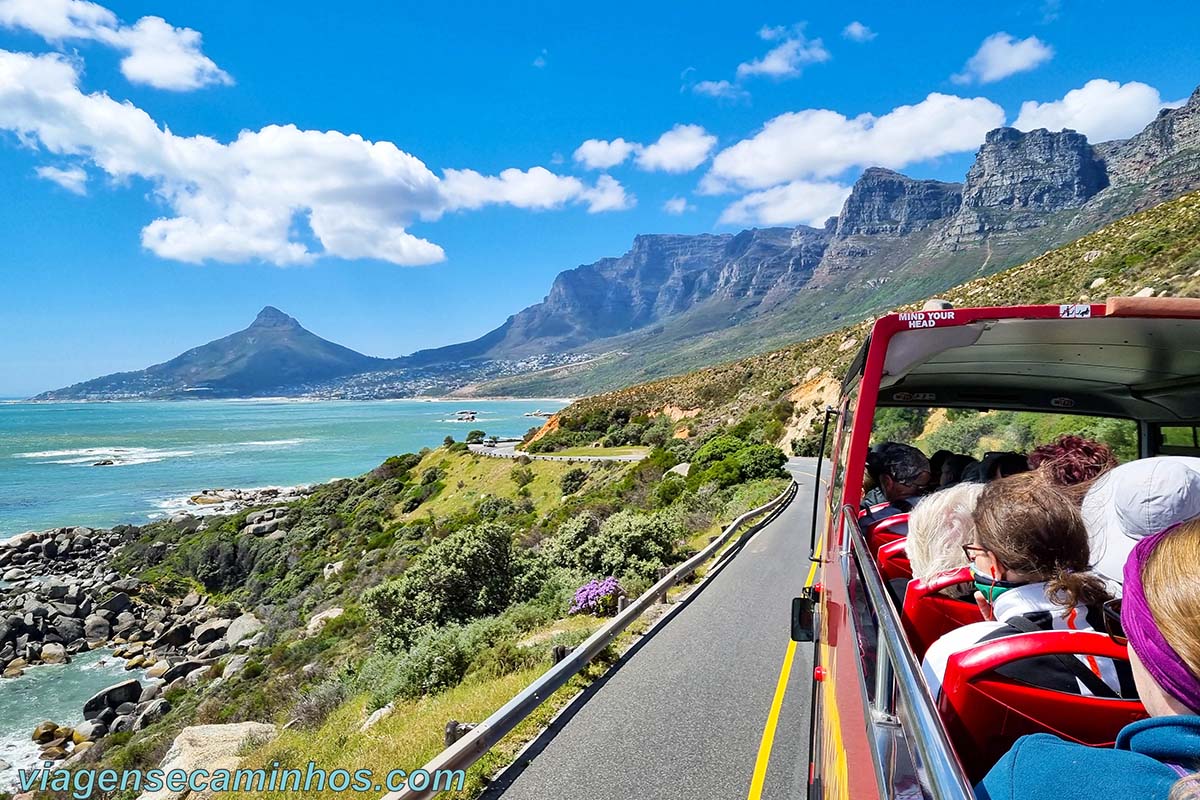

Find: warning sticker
<box><xmin>1059</xmin><ymin>304</ymin><xmax>1092</xmax><ymax>319</ymax></box>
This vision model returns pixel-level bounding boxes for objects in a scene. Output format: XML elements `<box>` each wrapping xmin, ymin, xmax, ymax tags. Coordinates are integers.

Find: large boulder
<box><xmin>132</xmin><ymin>699</ymin><xmax>171</xmax><ymax>732</ymax></box>
<box><xmin>193</xmin><ymin>619</ymin><xmax>229</xmax><ymax>646</ymax></box>
<box><xmin>97</xmin><ymin>592</ymin><xmax>132</xmax><ymax>614</ymax></box>
<box><xmin>82</xmin><ymin>679</ymin><xmax>142</xmax><ymax>720</ymax></box>
<box><xmin>223</xmin><ymin>614</ymin><xmax>262</xmax><ymax>648</ymax></box>
<box><xmin>137</xmin><ymin>722</ymin><xmax>276</xmax><ymax>800</ymax></box>
<box><xmin>161</xmin><ymin>661</ymin><xmax>204</xmax><ymax>685</ymax></box>
<box><xmin>40</xmin><ymin>642</ymin><xmax>67</xmax><ymax>664</ymax></box>
<box><xmin>305</xmin><ymin>607</ymin><xmax>343</xmax><ymax>638</ymax></box>
<box><xmin>84</xmin><ymin>614</ymin><xmax>111</xmax><ymax>642</ymax></box>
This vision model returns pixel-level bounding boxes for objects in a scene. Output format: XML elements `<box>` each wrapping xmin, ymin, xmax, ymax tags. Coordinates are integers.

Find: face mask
<box><xmin>971</xmin><ymin>565</ymin><xmax>1027</xmax><ymax>603</ymax></box>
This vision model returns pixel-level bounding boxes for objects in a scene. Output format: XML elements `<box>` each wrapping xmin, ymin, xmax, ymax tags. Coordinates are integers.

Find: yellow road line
<box><xmin>747</xmin><ymin>640</ymin><xmax>799</xmax><ymax>800</ymax></box>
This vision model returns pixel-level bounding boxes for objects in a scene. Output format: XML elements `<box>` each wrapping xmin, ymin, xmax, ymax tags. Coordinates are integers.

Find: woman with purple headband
<box><xmin>976</xmin><ymin>520</ymin><xmax>1200</xmax><ymax>800</ymax></box>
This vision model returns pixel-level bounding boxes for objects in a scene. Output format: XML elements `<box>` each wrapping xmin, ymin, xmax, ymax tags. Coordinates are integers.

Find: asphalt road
<box><xmin>485</xmin><ymin>458</ymin><xmax>822</xmax><ymax>800</ymax></box>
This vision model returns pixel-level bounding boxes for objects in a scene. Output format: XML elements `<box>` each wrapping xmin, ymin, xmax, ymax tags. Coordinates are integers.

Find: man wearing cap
<box><xmin>861</xmin><ymin>442</ymin><xmax>932</xmax><ymax>527</ymax></box>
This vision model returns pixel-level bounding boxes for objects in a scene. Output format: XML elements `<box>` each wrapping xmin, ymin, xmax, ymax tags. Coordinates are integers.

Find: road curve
<box><xmin>484</xmin><ymin>458</ymin><xmax>822</xmax><ymax>800</ymax></box>
<box><xmin>468</xmin><ymin>441</ymin><xmax>647</xmax><ymax>462</ymax></box>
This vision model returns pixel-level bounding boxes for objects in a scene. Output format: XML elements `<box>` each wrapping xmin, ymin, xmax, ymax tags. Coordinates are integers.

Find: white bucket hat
<box><xmin>1083</xmin><ymin>456</ymin><xmax>1200</xmax><ymax>583</ymax></box>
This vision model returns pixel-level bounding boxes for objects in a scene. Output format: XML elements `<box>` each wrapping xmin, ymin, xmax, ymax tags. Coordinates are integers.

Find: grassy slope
<box><xmin>548</xmin><ymin>189</ymin><xmax>1200</xmax><ymax>438</ymax></box>
<box><xmin>396</xmin><ymin>449</ymin><xmax>588</xmax><ymax>521</ymax></box>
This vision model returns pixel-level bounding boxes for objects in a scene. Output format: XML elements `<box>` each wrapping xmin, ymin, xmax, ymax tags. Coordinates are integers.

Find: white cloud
<box><xmin>582</xmin><ymin>174</ymin><xmax>635</xmax><ymax>213</ymax></box>
<box><xmin>719</xmin><ymin>180</ymin><xmax>851</xmax><ymax>227</ymax></box>
<box><xmin>635</xmin><ymin>124</ymin><xmax>717</xmax><ymax>173</ymax></box>
<box><xmin>0</xmin><ymin>50</ymin><xmax>628</xmax><ymax>267</ymax></box>
<box><xmin>573</xmin><ymin>137</ymin><xmax>638</xmax><ymax>169</ymax></box>
<box><xmin>692</xmin><ymin>79</ymin><xmax>749</xmax><ymax>101</ymax></box>
<box><xmin>842</xmin><ymin>21</ymin><xmax>875</xmax><ymax>42</ymax></box>
<box><xmin>36</xmin><ymin>164</ymin><xmax>87</xmax><ymax>194</ymax></box>
<box><xmin>0</xmin><ymin>0</ymin><xmax>231</xmax><ymax>90</ymax></box>
<box><xmin>736</xmin><ymin>24</ymin><xmax>829</xmax><ymax>80</ymax></box>
<box><xmin>704</xmin><ymin>93</ymin><xmax>1005</xmax><ymax>192</ymax></box>
<box><xmin>953</xmin><ymin>32</ymin><xmax>1053</xmax><ymax>85</ymax></box>
<box><xmin>1014</xmin><ymin>79</ymin><xmax>1178</xmax><ymax>142</ymax></box>
<box><xmin>532</xmin><ymin>49</ymin><xmax>547</xmax><ymax>68</ymax></box>
<box><xmin>663</xmin><ymin>196</ymin><xmax>695</xmax><ymax>215</ymax></box>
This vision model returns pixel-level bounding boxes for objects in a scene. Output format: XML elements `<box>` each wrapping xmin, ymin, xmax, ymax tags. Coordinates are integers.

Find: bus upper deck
<box><xmin>798</xmin><ymin>296</ymin><xmax>1200</xmax><ymax>800</ymax></box>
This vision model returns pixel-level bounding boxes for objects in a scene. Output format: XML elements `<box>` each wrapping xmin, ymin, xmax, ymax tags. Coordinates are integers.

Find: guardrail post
<box><xmin>616</xmin><ymin>595</ymin><xmax>629</xmax><ymax>613</ymax></box>
<box><xmin>444</xmin><ymin>720</ymin><xmax>459</xmax><ymax>748</ymax></box>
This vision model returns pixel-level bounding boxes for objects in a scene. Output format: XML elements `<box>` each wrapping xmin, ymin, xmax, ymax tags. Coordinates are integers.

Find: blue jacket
<box><xmin>976</xmin><ymin>716</ymin><xmax>1200</xmax><ymax>800</ymax></box>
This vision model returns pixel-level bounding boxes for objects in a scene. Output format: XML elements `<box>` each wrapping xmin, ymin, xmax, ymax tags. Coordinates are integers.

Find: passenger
<box><xmin>976</xmin><ymin>521</ymin><xmax>1200</xmax><ymax>800</ymax></box>
<box><xmin>1082</xmin><ymin>457</ymin><xmax>1200</xmax><ymax>584</ymax></box>
<box><xmin>1029</xmin><ymin>434</ymin><xmax>1118</xmax><ymax>487</ymax></box>
<box><xmin>960</xmin><ymin>451</ymin><xmax>1030</xmax><ymax>484</ymax></box>
<box><xmin>921</xmin><ymin>471</ymin><xmax>1120</xmax><ymax>698</ymax></box>
<box><xmin>860</xmin><ymin>442</ymin><xmax>931</xmax><ymax>526</ymax></box>
<box><xmin>939</xmin><ymin>453</ymin><xmax>979</xmax><ymax>488</ymax></box>
<box><xmin>929</xmin><ymin>450</ymin><xmax>954</xmax><ymax>485</ymax></box>
<box><xmin>906</xmin><ymin>481</ymin><xmax>984</xmax><ymax>598</ymax></box>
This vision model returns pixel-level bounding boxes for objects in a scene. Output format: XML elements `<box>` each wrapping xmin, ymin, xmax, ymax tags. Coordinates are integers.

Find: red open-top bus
<box><xmin>794</xmin><ymin>296</ymin><xmax>1200</xmax><ymax>800</ymax></box>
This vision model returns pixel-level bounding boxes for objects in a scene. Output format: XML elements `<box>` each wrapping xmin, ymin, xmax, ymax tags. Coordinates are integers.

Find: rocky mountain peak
<box><xmin>961</xmin><ymin>127</ymin><xmax>1108</xmax><ymax>212</ymax></box>
<box><xmin>250</xmin><ymin>306</ymin><xmax>300</xmax><ymax>330</ymax></box>
<box><xmin>835</xmin><ymin>167</ymin><xmax>963</xmax><ymax>237</ymax></box>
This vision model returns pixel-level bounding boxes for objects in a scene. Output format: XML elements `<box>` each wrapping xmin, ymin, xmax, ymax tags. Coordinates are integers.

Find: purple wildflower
<box><xmin>569</xmin><ymin>577</ymin><xmax>624</xmax><ymax>616</ymax></box>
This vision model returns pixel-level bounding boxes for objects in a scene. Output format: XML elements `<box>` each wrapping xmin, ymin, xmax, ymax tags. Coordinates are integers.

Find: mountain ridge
<box><xmin>39</xmin><ymin>85</ymin><xmax>1200</xmax><ymax>401</ymax></box>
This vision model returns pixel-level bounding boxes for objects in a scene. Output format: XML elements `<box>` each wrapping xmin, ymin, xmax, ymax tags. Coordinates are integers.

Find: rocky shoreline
<box><xmin>0</xmin><ymin>486</ymin><xmax>297</xmax><ymax>767</ymax></box>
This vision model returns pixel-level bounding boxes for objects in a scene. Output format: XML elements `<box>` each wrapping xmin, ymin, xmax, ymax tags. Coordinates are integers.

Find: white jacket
<box><xmin>921</xmin><ymin>581</ymin><xmax>1119</xmax><ymax>698</ymax></box>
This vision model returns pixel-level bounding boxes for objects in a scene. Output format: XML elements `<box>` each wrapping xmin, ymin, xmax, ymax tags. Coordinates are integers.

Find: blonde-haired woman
<box><xmin>906</xmin><ymin>481</ymin><xmax>984</xmax><ymax>595</ymax></box>
<box><xmin>976</xmin><ymin>519</ymin><xmax>1200</xmax><ymax>799</ymax></box>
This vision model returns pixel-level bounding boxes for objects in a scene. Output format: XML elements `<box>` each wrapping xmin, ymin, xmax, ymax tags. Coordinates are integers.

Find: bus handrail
<box><xmin>841</xmin><ymin>505</ymin><xmax>977</xmax><ymax>800</ymax></box>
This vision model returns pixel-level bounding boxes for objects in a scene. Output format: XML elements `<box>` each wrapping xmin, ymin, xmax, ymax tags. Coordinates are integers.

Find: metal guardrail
<box><xmin>382</xmin><ymin>479</ymin><xmax>799</xmax><ymax>800</ymax></box>
<box><xmin>841</xmin><ymin>506</ymin><xmax>976</xmax><ymax>800</ymax></box>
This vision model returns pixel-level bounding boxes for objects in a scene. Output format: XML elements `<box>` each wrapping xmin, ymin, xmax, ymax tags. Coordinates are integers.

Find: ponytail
<box><xmin>1045</xmin><ymin>567</ymin><xmax>1110</xmax><ymax>609</ymax></box>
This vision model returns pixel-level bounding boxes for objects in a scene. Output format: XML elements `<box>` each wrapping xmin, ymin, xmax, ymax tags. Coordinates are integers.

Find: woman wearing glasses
<box><xmin>920</xmin><ymin>470</ymin><xmax>1123</xmax><ymax>698</ymax></box>
<box><xmin>976</xmin><ymin>519</ymin><xmax>1200</xmax><ymax>800</ymax></box>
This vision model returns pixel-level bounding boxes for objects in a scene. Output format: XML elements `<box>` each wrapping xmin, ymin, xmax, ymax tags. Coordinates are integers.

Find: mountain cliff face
<box><xmin>402</xmin><ymin>226</ymin><xmax>829</xmax><ymax>363</ymax></box>
<box><xmin>937</xmin><ymin>128</ymin><xmax>1108</xmax><ymax>249</ymax></box>
<box><xmin>834</xmin><ymin>168</ymin><xmax>963</xmax><ymax>237</ymax></box>
<box><xmin>37</xmin><ymin>307</ymin><xmax>386</xmax><ymax>400</ymax></box>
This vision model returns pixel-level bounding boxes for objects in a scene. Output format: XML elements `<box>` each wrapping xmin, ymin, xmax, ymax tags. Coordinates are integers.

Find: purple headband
<box><xmin>1123</xmin><ymin>528</ymin><xmax>1200</xmax><ymax>713</ymax></box>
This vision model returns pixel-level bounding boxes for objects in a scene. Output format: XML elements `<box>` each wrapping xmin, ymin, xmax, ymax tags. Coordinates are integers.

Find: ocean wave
<box><xmin>12</xmin><ymin>446</ymin><xmax>196</xmax><ymax>466</ymax></box>
<box><xmin>12</xmin><ymin>438</ymin><xmax>313</xmax><ymax>467</ymax></box>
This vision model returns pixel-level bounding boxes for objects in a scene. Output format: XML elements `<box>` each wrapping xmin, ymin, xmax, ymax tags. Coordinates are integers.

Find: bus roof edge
<box><xmin>1106</xmin><ymin>295</ymin><xmax>1200</xmax><ymax>318</ymax></box>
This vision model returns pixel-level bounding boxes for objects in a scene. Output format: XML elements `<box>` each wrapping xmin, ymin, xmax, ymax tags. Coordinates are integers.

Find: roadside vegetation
<box><xmin>83</xmin><ymin>422</ymin><xmax>788</xmax><ymax>798</ymax></box>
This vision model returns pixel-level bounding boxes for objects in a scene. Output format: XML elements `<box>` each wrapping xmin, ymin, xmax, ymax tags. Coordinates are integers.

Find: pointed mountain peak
<box><xmin>250</xmin><ymin>306</ymin><xmax>300</xmax><ymax>329</ymax></box>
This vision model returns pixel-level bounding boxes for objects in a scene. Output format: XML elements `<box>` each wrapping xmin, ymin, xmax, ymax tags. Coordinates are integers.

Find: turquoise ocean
<box><xmin>0</xmin><ymin>398</ymin><xmax>566</xmax><ymax>540</ymax></box>
<box><xmin>0</xmin><ymin>398</ymin><xmax>565</xmax><ymax>783</ymax></box>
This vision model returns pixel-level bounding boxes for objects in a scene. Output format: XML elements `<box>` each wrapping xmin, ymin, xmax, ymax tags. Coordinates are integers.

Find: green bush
<box><xmin>362</xmin><ymin>522</ymin><xmax>516</xmax><ymax>649</ymax></box>
<box><xmin>511</xmin><ymin>466</ymin><xmax>535</xmax><ymax>487</ymax></box>
<box><xmin>545</xmin><ymin>509</ymin><xmax>682</xmax><ymax>583</ymax></box>
<box><xmin>693</xmin><ymin>435</ymin><xmax>746</xmax><ymax>469</ymax></box>
<box><xmin>734</xmin><ymin>445</ymin><xmax>788</xmax><ymax>480</ymax></box>
<box><xmin>560</xmin><ymin>468</ymin><xmax>588</xmax><ymax>495</ymax></box>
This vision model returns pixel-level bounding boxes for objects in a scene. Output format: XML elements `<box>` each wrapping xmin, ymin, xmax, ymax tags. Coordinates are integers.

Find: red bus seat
<box><xmin>938</xmin><ymin>631</ymin><xmax>1147</xmax><ymax>782</ymax></box>
<box><xmin>866</xmin><ymin>513</ymin><xmax>909</xmax><ymax>554</ymax></box>
<box><xmin>858</xmin><ymin>501</ymin><xmax>892</xmax><ymax>518</ymax></box>
<box><xmin>902</xmin><ymin>568</ymin><xmax>982</xmax><ymax>660</ymax></box>
<box><xmin>877</xmin><ymin>538</ymin><xmax>912</xmax><ymax>583</ymax></box>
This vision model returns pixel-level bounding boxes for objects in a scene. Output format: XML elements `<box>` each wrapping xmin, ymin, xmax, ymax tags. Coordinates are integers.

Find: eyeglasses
<box><xmin>961</xmin><ymin>544</ymin><xmax>987</xmax><ymax>563</ymax></box>
<box><xmin>1102</xmin><ymin>598</ymin><xmax>1127</xmax><ymax>646</ymax></box>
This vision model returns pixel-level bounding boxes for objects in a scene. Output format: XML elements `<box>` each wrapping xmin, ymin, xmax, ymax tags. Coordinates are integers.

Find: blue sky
<box><xmin>1</xmin><ymin>0</ymin><xmax>1198</xmax><ymax>396</ymax></box>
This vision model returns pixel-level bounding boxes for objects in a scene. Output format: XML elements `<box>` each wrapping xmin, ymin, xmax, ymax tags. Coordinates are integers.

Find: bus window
<box><xmin>1157</xmin><ymin>425</ymin><xmax>1200</xmax><ymax>455</ymax></box>
<box><xmin>869</xmin><ymin>407</ymin><xmax>1138</xmax><ymax>464</ymax></box>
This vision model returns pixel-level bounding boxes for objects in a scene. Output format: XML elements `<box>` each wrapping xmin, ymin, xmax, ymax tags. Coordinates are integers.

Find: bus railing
<box><xmin>381</xmin><ymin>479</ymin><xmax>799</xmax><ymax>800</ymax></box>
<box><xmin>840</xmin><ymin>506</ymin><xmax>977</xmax><ymax>800</ymax></box>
